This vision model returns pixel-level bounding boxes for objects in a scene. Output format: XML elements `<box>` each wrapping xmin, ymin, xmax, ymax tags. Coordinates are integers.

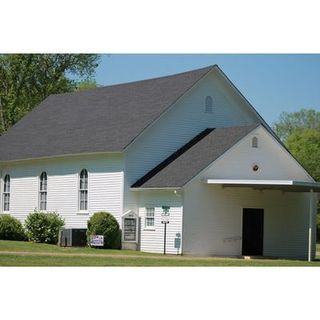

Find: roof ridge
<box><xmin>51</xmin><ymin>64</ymin><xmax>217</xmax><ymax>98</ymax></box>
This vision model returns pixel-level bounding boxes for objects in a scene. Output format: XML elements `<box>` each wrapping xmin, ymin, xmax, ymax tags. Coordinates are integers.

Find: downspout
<box><xmin>308</xmin><ymin>189</ymin><xmax>314</xmax><ymax>262</ymax></box>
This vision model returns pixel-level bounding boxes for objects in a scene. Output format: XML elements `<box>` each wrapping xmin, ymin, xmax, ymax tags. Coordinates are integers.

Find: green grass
<box><xmin>0</xmin><ymin>240</ymin><xmax>319</xmax><ymax>266</ymax></box>
<box><xmin>0</xmin><ymin>240</ymin><xmax>155</xmax><ymax>256</ymax></box>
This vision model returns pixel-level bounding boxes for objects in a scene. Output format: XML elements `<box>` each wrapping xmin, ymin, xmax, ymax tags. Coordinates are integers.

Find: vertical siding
<box><xmin>0</xmin><ymin>154</ymin><xmax>124</xmax><ymax>228</ymax></box>
<box><xmin>137</xmin><ymin>190</ymin><xmax>183</xmax><ymax>254</ymax></box>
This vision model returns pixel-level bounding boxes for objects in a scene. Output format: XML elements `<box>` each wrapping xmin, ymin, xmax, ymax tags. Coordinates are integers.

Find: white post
<box><xmin>308</xmin><ymin>189</ymin><xmax>314</xmax><ymax>262</ymax></box>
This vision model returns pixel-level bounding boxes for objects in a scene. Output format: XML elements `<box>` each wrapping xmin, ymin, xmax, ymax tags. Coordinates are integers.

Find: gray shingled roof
<box><xmin>132</xmin><ymin>124</ymin><xmax>260</xmax><ymax>188</ymax></box>
<box><xmin>0</xmin><ymin>65</ymin><xmax>215</xmax><ymax>161</ymax></box>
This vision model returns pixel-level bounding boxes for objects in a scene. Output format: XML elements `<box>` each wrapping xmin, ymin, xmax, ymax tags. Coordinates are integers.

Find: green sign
<box><xmin>162</xmin><ymin>206</ymin><xmax>170</xmax><ymax>215</ymax></box>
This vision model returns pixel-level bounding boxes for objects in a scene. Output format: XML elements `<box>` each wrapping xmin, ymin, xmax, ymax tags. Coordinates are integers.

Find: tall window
<box><xmin>39</xmin><ymin>172</ymin><xmax>47</xmax><ymax>211</ymax></box>
<box><xmin>145</xmin><ymin>207</ymin><xmax>155</xmax><ymax>228</ymax></box>
<box><xmin>3</xmin><ymin>174</ymin><xmax>10</xmax><ymax>212</ymax></box>
<box><xmin>79</xmin><ymin>169</ymin><xmax>88</xmax><ymax>211</ymax></box>
<box><xmin>205</xmin><ymin>96</ymin><xmax>213</xmax><ymax>113</ymax></box>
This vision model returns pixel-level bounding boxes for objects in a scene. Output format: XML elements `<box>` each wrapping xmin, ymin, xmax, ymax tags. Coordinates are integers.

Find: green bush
<box><xmin>0</xmin><ymin>214</ymin><xmax>26</xmax><ymax>241</ymax></box>
<box><xmin>25</xmin><ymin>211</ymin><xmax>64</xmax><ymax>244</ymax></box>
<box><xmin>87</xmin><ymin>212</ymin><xmax>121</xmax><ymax>249</ymax></box>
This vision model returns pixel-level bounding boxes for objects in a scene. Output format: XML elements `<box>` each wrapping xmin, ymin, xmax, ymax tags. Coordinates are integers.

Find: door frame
<box><xmin>241</xmin><ymin>207</ymin><xmax>264</xmax><ymax>256</ymax></box>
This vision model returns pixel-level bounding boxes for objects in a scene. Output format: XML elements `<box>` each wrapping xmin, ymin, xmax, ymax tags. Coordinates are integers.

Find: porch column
<box><xmin>308</xmin><ymin>188</ymin><xmax>314</xmax><ymax>262</ymax></box>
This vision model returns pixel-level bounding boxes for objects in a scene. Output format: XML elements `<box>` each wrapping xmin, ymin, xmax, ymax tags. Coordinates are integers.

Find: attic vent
<box><xmin>205</xmin><ymin>96</ymin><xmax>213</xmax><ymax>113</ymax></box>
<box><xmin>252</xmin><ymin>136</ymin><xmax>258</xmax><ymax>148</ymax></box>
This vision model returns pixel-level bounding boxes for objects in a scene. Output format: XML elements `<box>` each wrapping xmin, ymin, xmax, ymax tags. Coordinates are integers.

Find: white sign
<box><xmin>161</xmin><ymin>206</ymin><xmax>170</xmax><ymax>223</ymax></box>
<box><xmin>161</xmin><ymin>214</ymin><xmax>170</xmax><ymax>223</ymax></box>
<box><xmin>90</xmin><ymin>235</ymin><xmax>104</xmax><ymax>247</ymax></box>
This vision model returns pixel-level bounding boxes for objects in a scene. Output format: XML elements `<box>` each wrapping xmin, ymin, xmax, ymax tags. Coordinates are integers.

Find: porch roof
<box><xmin>204</xmin><ymin>179</ymin><xmax>320</xmax><ymax>192</ymax></box>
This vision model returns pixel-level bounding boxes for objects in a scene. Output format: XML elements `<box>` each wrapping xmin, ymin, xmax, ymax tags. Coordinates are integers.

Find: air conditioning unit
<box><xmin>58</xmin><ymin>228</ymin><xmax>87</xmax><ymax>247</ymax></box>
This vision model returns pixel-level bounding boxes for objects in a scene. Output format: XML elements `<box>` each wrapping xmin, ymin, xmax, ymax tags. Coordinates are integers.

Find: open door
<box><xmin>242</xmin><ymin>208</ymin><xmax>264</xmax><ymax>256</ymax></box>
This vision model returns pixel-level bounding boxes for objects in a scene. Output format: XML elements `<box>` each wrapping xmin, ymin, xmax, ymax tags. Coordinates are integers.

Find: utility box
<box><xmin>59</xmin><ymin>228</ymin><xmax>87</xmax><ymax>247</ymax></box>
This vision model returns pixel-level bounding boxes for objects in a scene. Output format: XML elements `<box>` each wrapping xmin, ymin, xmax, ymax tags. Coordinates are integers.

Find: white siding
<box><xmin>182</xmin><ymin>126</ymin><xmax>317</xmax><ymax>259</ymax></box>
<box><xmin>137</xmin><ymin>190</ymin><xmax>183</xmax><ymax>254</ymax></box>
<box><xmin>183</xmin><ymin>183</ymin><xmax>316</xmax><ymax>259</ymax></box>
<box><xmin>124</xmin><ymin>69</ymin><xmax>259</xmax><ymax>212</ymax></box>
<box><xmin>0</xmin><ymin>154</ymin><xmax>124</xmax><ymax>228</ymax></box>
<box><xmin>203</xmin><ymin>126</ymin><xmax>313</xmax><ymax>181</ymax></box>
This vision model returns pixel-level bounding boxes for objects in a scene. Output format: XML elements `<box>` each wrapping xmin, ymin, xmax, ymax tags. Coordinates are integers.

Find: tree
<box><xmin>273</xmin><ymin>108</ymin><xmax>320</xmax><ymax>142</ymax></box>
<box><xmin>273</xmin><ymin>108</ymin><xmax>320</xmax><ymax>181</ymax></box>
<box><xmin>0</xmin><ymin>54</ymin><xmax>100</xmax><ymax>134</ymax></box>
<box><xmin>76</xmin><ymin>80</ymin><xmax>98</xmax><ymax>91</ymax></box>
<box><xmin>286</xmin><ymin>128</ymin><xmax>320</xmax><ymax>181</ymax></box>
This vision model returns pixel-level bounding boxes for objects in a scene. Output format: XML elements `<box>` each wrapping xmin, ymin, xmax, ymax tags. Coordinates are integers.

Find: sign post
<box><xmin>161</xmin><ymin>206</ymin><xmax>170</xmax><ymax>255</ymax></box>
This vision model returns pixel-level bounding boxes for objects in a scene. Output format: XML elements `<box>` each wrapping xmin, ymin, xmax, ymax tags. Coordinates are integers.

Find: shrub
<box><xmin>0</xmin><ymin>214</ymin><xmax>26</xmax><ymax>241</ymax></box>
<box><xmin>87</xmin><ymin>212</ymin><xmax>121</xmax><ymax>249</ymax></box>
<box><xmin>25</xmin><ymin>211</ymin><xmax>64</xmax><ymax>244</ymax></box>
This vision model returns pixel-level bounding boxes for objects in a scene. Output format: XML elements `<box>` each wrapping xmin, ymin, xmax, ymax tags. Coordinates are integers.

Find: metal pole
<box><xmin>164</xmin><ymin>222</ymin><xmax>167</xmax><ymax>255</ymax></box>
<box><xmin>308</xmin><ymin>189</ymin><xmax>314</xmax><ymax>262</ymax></box>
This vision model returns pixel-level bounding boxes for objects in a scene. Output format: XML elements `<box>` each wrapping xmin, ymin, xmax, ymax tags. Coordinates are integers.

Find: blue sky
<box><xmin>94</xmin><ymin>54</ymin><xmax>320</xmax><ymax>126</ymax></box>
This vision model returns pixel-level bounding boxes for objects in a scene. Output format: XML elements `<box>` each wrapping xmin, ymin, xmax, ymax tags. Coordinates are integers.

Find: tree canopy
<box><xmin>273</xmin><ymin>108</ymin><xmax>320</xmax><ymax>181</ymax></box>
<box><xmin>0</xmin><ymin>54</ymin><xmax>100</xmax><ymax>134</ymax></box>
<box><xmin>286</xmin><ymin>128</ymin><xmax>320</xmax><ymax>181</ymax></box>
<box><xmin>273</xmin><ymin>108</ymin><xmax>320</xmax><ymax>142</ymax></box>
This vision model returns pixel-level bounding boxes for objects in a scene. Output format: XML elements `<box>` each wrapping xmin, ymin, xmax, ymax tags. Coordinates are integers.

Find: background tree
<box><xmin>273</xmin><ymin>108</ymin><xmax>320</xmax><ymax>142</ymax></box>
<box><xmin>273</xmin><ymin>108</ymin><xmax>320</xmax><ymax>181</ymax></box>
<box><xmin>76</xmin><ymin>80</ymin><xmax>98</xmax><ymax>91</ymax></box>
<box><xmin>286</xmin><ymin>128</ymin><xmax>320</xmax><ymax>181</ymax></box>
<box><xmin>0</xmin><ymin>54</ymin><xmax>100</xmax><ymax>134</ymax></box>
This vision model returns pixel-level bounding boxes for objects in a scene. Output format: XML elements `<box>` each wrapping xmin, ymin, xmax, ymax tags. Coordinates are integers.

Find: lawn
<box><xmin>0</xmin><ymin>240</ymin><xmax>319</xmax><ymax>266</ymax></box>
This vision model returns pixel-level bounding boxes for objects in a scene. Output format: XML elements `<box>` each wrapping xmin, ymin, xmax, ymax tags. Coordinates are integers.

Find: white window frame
<box><xmin>3</xmin><ymin>174</ymin><xmax>10</xmax><ymax>212</ymax></box>
<box><xmin>39</xmin><ymin>172</ymin><xmax>47</xmax><ymax>211</ymax></box>
<box><xmin>78</xmin><ymin>169</ymin><xmax>89</xmax><ymax>213</ymax></box>
<box><xmin>145</xmin><ymin>207</ymin><xmax>155</xmax><ymax>229</ymax></box>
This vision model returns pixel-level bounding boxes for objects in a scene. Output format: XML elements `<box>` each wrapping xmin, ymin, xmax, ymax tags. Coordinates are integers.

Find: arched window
<box><xmin>252</xmin><ymin>136</ymin><xmax>258</xmax><ymax>148</ymax></box>
<box><xmin>3</xmin><ymin>174</ymin><xmax>10</xmax><ymax>212</ymax></box>
<box><xmin>205</xmin><ymin>96</ymin><xmax>213</xmax><ymax>113</ymax></box>
<box><xmin>39</xmin><ymin>172</ymin><xmax>47</xmax><ymax>211</ymax></box>
<box><xmin>79</xmin><ymin>169</ymin><xmax>88</xmax><ymax>211</ymax></box>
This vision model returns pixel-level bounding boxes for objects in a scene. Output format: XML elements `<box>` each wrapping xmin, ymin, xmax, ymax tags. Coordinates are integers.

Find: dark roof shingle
<box><xmin>132</xmin><ymin>124</ymin><xmax>260</xmax><ymax>188</ymax></box>
<box><xmin>0</xmin><ymin>65</ymin><xmax>214</xmax><ymax>161</ymax></box>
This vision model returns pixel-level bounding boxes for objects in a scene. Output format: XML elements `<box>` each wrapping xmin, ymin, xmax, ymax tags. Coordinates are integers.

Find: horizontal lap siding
<box><xmin>0</xmin><ymin>154</ymin><xmax>124</xmax><ymax>228</ymax></box>
<box><xmin>182</xmin><ymin>127</ymin><xmax>316</xmax><ymax>259</ymax></box>
<box><xmin>124</xmin><ymin>71</ymin><xmax>258</xmax><ymax>212</ymax></box>
<box><xmin>138</xmin><ymin>191</ymin><xmax>183</xmax><ymax>254</ymax></box>
<box><xmin>183</xmin><ymin>184</ymin><xmax>316</xmax><ymax>259</ymax></box>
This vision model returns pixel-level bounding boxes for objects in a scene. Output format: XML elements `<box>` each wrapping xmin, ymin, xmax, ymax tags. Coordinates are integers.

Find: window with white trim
<box><xmin>205</xmin><ymin>96</ymin><xmax>213</xmax><ymax>113</ymax></box>
<box><xmin>3</xmin><ymin>174</ymin><xmax>10</xmax><ymax>212</ymax></box>
<box><xmin>145</xmin><ymin>207</ymin><xmax>155</xmax><ymax>228</ymax></box>
<box><xmin>39</xmin><ymin>172</ymin><xmax>47</xmax><ymax>211</ymax></box>
<box><xmin>79</xmin><ymin>169</ymin><xmax>88</xmax><ymax>211</ymax></box>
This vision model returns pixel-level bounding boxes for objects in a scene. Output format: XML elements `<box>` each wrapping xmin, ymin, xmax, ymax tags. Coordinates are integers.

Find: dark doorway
<box><xmin>242</xmin><ymin>208</ymin><xmax>264</xmax><ymax>256</ymax></box>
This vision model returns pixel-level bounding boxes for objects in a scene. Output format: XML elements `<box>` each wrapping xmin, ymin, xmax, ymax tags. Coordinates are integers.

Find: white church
<box><xmin>0</xmin><ymin>65</ymin><xmax>319</xmax><ymax>260</ymax></box>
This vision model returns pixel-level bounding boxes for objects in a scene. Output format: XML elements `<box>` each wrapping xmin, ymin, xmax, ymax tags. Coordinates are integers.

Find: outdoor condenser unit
<box><xmin>58</xmin><ymin>228</ymin><xmax>87</xmax><ymax>247</ymax></box>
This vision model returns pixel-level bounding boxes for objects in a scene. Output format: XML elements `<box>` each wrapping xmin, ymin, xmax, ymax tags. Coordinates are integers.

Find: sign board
<box><xmin>90</xmin><ymin>235</ymin><xmax>104</xmax><ymax>247</ymax></box>
<box><xmin>161</xmin><ymin>206</ymin><xmax>170</xmax><ymax>224</ymax></box>
<box><xmin>161</xmin><ymin>215</ymin><xmax>170</xmax><ymax>224</ymax></box>
<box><xmin>162</xmin><ymin>206</ymin><xmax>170</xmax><ymax>215</ymax></box>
